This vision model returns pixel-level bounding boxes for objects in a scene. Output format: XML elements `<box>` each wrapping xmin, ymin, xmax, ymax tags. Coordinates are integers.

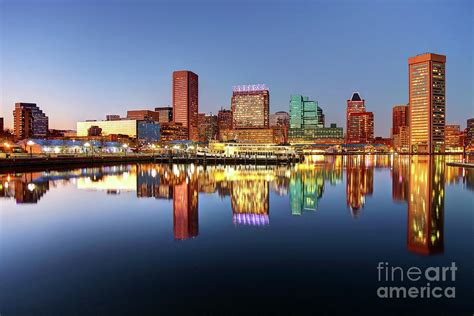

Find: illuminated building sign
<box><xmin>232</xmin><ymin>84</ymin><xmax>268</xmax><ymax>93</ymax></box>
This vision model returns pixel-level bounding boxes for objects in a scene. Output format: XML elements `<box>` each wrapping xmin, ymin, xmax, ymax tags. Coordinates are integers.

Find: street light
<box><xmin>27</xmin><ymin>140</ymin><xmax>35</xmax><ymax>157</ymax></box>
<box><xmin>84</xmin><ymin>142</ymin><xmax>91</xmax><ymax>156</ymax></box>
<box><xmin>122</xmin><ymin>143</ymin><xmax>128</xmax><ymax>156</ymax></box>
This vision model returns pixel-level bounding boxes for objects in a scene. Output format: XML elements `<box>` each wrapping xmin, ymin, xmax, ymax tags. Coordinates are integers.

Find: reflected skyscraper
<box><xmin>290</xmin><ymin>168</ymin><xmax>324</xmax><ymax>215</ymax></box>
<box><xmin>391</xmin><ymin>156</ymin><xmax>410</xmax><ymax>202</ymax></box>
<box><xmin>345</xmin><ymin>156</ymin><xmax>374</xmax><ymax>217</ymax></box>
<box><xmin>173</xmin><ymin>176</ymin><xmax>199</xmax><ymax>240</ymax></box>
<box><xmin>231</xmin><ymin>177</ymin><xmax>269</xmax><ymax>226</ymax></box>
<box><xmin>407</xmin><ymin>156</ymin><xmax>444</xmax><ymax>255</ymax></box>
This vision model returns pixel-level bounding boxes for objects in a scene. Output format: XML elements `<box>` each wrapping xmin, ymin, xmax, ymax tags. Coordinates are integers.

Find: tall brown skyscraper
<box><xmin>408</xmin><ymin>53</ymin><xmax>446</xmax><ymax>154</ymax></box>
<box><xmin>231</xmin><ymin>84</ymin><xmax>269</xmax><ymax>129</ymax></box>
<box><xmin>172</xmin><ymin>70</ymin><xmax>199</xmax><ymax>141</ymax></box>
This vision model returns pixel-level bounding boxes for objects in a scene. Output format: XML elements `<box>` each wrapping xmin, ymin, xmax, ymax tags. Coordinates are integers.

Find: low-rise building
<box><xmin>77</xmin><ymin>119</ymin><xmax>160</xmax><ymax>142</ymax></box>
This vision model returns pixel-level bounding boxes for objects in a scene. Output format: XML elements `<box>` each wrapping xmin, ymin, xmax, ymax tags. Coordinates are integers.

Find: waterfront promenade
<box><xmin>0</xmin><ymin>153</ymin><xmax>303</xmax><ymax>171</ymax></box>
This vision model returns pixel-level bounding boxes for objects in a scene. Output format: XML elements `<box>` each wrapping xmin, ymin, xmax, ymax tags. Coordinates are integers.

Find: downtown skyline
<box><xmin>1</xmin><ymin>0</ymin><xmax>472</xmax><ymax>136</ymax></box>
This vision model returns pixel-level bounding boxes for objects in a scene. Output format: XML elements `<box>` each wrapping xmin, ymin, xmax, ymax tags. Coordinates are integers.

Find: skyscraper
<box><xmin>408</xmin><ymin>53</ymin><xmax>446</xmax><ymax>154</ymax></box>
<box><xmin>231</xmin><ymin>84</ymin><xmax>269</xmax><ymax>129</ymax></box>
<box><xmin>172</xmin><ymin>71</ymin><xmax>199</xmax><ymax>141</ymax></box>
<box><xmin>392</xmin><ymin>105</ymin><xmax>409</xmax><ymax>137</ymax></box>
<box><xmin>13</xmin><ymin>103</ymin><xmax>48</xmax><ymax>140</ymax></box>
<box><xmin>465</xmin><ymin>118</ymin><xmax>474</xmax><ymax>150</ymax></box>
<box><xmin>217</xmin><ymin>108</ymin><xmax>233</xmax><ymax>132</ymax></box>
<box><xmin>392</xmin><ymin>105</ymin><xmax>409</xmax><ymax>151</ymax></box>
<box><xmin>289</xmin><ymin>95</ymin><xmax>342</xmax><ymax>143</ymax></box>
<box><xmin>346</xmin><ymin>92</ymin><xmax>374</xmax><ymax>144</ymax></box>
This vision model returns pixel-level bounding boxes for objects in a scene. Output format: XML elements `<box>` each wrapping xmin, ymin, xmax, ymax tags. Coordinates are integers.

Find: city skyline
<box><xmin>1</xmin><ymin>1</ymin><xmax>472</xmax><ymax>137</ymax></box>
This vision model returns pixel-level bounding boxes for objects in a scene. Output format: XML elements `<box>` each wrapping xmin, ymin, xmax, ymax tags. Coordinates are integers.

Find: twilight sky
<box><xmin>1</xmin><ymin>0</ymin><xmax>472</xmax><ymax>136</ymax></box>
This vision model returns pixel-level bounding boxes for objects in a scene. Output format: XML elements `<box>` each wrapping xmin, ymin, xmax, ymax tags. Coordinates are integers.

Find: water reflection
<box><xmin>1</xmin><ymin>155</ymin><xmax>472</xmax><ymax>252</ymax></box>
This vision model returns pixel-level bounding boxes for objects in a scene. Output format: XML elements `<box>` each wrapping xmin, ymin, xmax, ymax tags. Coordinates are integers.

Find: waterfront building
<box><xmin>346</xmin><ymin>92</ymin><xmax>365</xmax><ymax>142</ymax></box>
<box><xmin>270</xmin><ymin>111</ymin><xmax>289</xmax><ymax>144</ymax></box>
<box><xmin>347</xmin><ymin>112</ymin><xmax>374</xmax><ymax>144</ymax></box>
<box><xmin>220</xmin><ymin>128</ymin><xmax>275</xmax><ymax>144</ymax></box>
<box><xmin>392</xmin><ymin>105</ymin><xmax>409</xmax><ymax>137</ymax></box>
<box><xmin>217</xmin><ymin>108</ymin><xmax>233</xmax><ymax>141</ymax></box>
<box><xmin>394</xmin><ymin>126</ymin><xmax>410</xmax><ymax>152</ymax></box>
<box><xmin>159</xmin><ymin>122</ymin><xmax>188</xmax><ymax>142</ymax></box>
<box><xmin>445</xmin><ymin>124</ymin><xmax>463</xmax><ymax>151</ymax></box>
<box><xmin>77</xmin><ymin>119</ymin><xmax>160</xmax><ymax>142</ymax></box>
<box><xmin>13</xmin><ymin>103</ymin><xmax>48</xmax><ymax>140</ymax></box>
<box><xmin>198</xmin><ymin>114</ymin><xmax>218</xmax><ymax>142</ymax></box>
<box><xmin>126</xmin><ymin>110</ymin><xmax>160</xmax><ymax>122</ymax></box>
<box><xmin>154</xmin><ymin>106</ymin><xmax>173</xmax><ymax>123</ymax></box>
<box><xmin>408</xmin><ymin>53</ymin><xmax>446</xmax><ymax>154</ymax></box>
<box><xmin>317</xmin><ymin>106</ymin><xmax>325</xmax><ymax>127</ymax></box>
<box><xmin>173</xmin><ymin>70</ymin><xmax>199</xmax><ymax>141</ymax></box>
<box><xmin>231</xmin><ymin>84</ymin><xmax>269</xmax><ymax>129</ymax></box>
<box><xmin>465</xmin><ymin>118</ymin><xmax>474</xmax><ymax>150</ymax></box>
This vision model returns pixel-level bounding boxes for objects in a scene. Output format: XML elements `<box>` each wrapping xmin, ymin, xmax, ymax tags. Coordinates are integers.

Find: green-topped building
<box><xmin>289</xmin><ymin>95</ymin><xmax>343</xmax><ymax>144</ymax></box>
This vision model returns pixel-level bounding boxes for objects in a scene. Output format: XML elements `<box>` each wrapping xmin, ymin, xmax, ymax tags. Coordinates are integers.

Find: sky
<box><xmin>1</xmin><ymin>0</ymin><xmax>472</xmax><ymax>136</ymax></box>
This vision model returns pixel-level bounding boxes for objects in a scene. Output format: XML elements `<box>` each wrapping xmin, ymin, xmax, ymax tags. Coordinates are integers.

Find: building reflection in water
<box><xmin>407</xmin><ymin>156</ymin><xmax>445</xmax><ymax>255</ymax></box>
<box><xmin>0</xmin><ymin>173</ymin><xmax>49</xmax><ymax>204</ymax></box>
<box><xmin>345</xmin><ymin>155</ymin><xmax>374</xmax><ymax>217</ymax></box>
<box><xmin>173</xmin><ymin>173</ymin><xmax>199</xmax><ymax>240</ymax></box>
<box><xmin>391</xmin><ymin>155</ymin><xmax>410</xmax><ymax>202</ymax></box>
<box><xmin>1</xmin><ymin>154</ymin><xmax>469</xmax><ymax>249</ymax></box>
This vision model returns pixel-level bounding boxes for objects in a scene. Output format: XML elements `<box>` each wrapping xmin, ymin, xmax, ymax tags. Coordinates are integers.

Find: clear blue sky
<box><xmin>1</xmin><ymin>0</ymin><xmax>472</xmax><ymax>136</ymax></box>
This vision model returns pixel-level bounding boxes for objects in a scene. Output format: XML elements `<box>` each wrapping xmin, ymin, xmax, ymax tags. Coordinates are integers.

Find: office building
<box><xmin>173</xmin><ymin>70</ymin><xmax>199</xmax><ymax>141</ymax></box>
<box><xmin>126</xmin><ymin>110</ymin><xmax>160</xmax><ymax>121</ymax></box>
<box><xmin>270</xmin><ymin>111</ymin><xmax>289</xmax><ymax>144</ymax></box>
<box><xmin>465</xmin><ymin>118</ymin><xmax>474</xmax><ymax>149</ymax></box>
<box><xmin>289</xmin><ymin>95</ymin><xmax>342</xmax><ymax>143</ymax></box>
<box><xmin>392</xmin><ymin>105</ymin><xmax>409</xmax><ymax>151</ymax></box>
<box><xmin>220</xmin><ymin>128</ymin><xmax>275</xmax><ymax>143</ymax></box>
<box><xmin>445</xmin><ymin>124</ymin><xmax>462</xmax><ymax>149</ymax></box>
<box><xmin>77</xmin><ymin>119</ymin><xmax>160</xmax><ymax>142</ymax></box>
<box><xmin>160</xmin><ymin>122</ymin><xmax>188</xmax><ymax>142</ymax></box>
<box><xmin>346</xmin><ymin>93</ymin><xmax>374</xmax><ymax>144</ymax></box>
<box><xmin>217</xmin><ymin>108</ymin><xmax>233</xmax><ymax>141</ymax></box>
<box><xmin>231</xmin><ymin>84</ymin><xmax>269</xmax><ymax>129</ymax></box>
<box><xmin>154</xmin><ymin>106</ymin><xmax>173</xmax><ymax>123</ymax></box>
<box><xmin>392</xmin><ymin>105</ymin><xmax>409</xmax><ymax>137</ymax></box>
<box><xmin>13</xmin><ymin>103</ymin><xmax>48</xmax><ymax>140</ymax></box>
<box><xmin>347</xmin><ymin>112</ymin><xmax>374</xmax><ymax>144</ymax></box>
<box><xmin>198</xmin><ymin>114</ymin><xmax>218</xmax><ymax>142</ymax></box>
<box><xmin>408</xmin><ymin>53</ymin><xmax>446</xmax><ymax>153</ymax></box>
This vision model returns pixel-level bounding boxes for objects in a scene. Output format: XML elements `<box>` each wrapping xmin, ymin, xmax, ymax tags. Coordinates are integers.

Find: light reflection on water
<box><xmin>0</xmin><ymin>155</ymin><xmax>472</xmax><ymax>314</ymax></box>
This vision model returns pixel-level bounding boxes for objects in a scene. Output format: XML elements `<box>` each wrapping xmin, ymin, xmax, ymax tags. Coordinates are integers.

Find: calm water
<box><xmin>0</xmin><ymin>155</ymin><xmax>473</xmax><ymax>315</ymax></box>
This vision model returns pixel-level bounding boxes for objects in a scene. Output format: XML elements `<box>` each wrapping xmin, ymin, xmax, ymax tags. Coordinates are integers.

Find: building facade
<box><xmin>198</xmin><ymin>114</ymin><xmax>218</xmax><ymax>142</ymax></box>
<box><xmin>392</xmin><ymin>105</ymin><xmax>409</xmax><ymax>151</ymax></box>
<box><xmin>408</xmin><ymin>53</ymin><xmax>446</xmax><ymax>154</ymax></box>
<box><xmin>13</xmin><ymin>103</ymin><xmax>48</xmax><ymax>140</ymax></box>
<box><xmin>465</xmin><ymin>118</ymin><xmax>474</xmax><ymax>150</ymax></box>
<box><xmin>445</xmin><ymin>124</ymin><xmax>462</xmax><ymax>150</ymax></box>
<box><xmin>77</xmin><ymin>119</ymin><xmax>160</xmax><ymax>142</ymax></box>
<box><xmin>160</xmin><ymin>122</ymin><xmax>188</xmax><ymax>142</ymax></box>
<box><xmin>126</xmin><ymin>110</ymin><xmax>160</xmax><ymax>122</ymax></box>
<box><xmin>154</xmin><ymin>106</ymin><xmax>173</xmax><ymax>123</ymax></box>
<box><xmin>289</xmin><ymin>95</ymin><xmax>342</xmax><ymax>143</ymax></box>
<box><xmin>217</xmin><ymin>108</ymin><xmax>233</xmax><ymax>141</ymax></box>
<box><xmin>347</xmin><ymin>112</ymin><xmax>374</xmax><ymax>144</ymax></box>
<box><xmin>346</xmin><ymin>92</ymin><xmax>365</xmax><ymax>142</ymax></box>
<box><xmin>231</xmin><ymin>84</ymin><xmax>269</xmax><ymax>129</ymax></box>
<box><xmin>173</xmin><ymin>71</ymin><xmax>199</xmax><ymax>141</ymax></box>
